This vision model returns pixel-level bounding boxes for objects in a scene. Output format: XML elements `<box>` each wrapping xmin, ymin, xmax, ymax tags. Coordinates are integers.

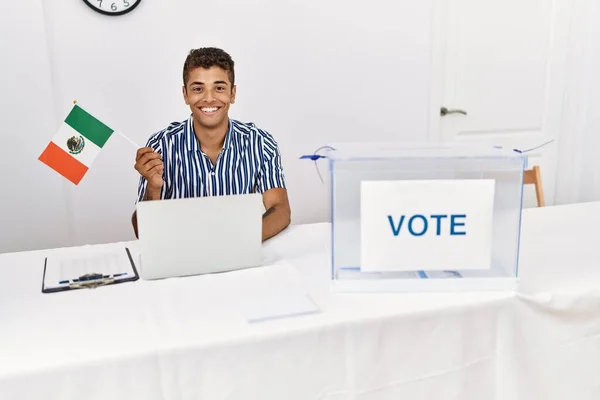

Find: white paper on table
<box><xmin>235</xmin><ymin>262</ymin><xmax>321</xmax><ymax>323</ymax></box>
<box><xmin>43</xmin><ymin>247</ymin><xmax>136</xmax><ymax>290</ymax></box>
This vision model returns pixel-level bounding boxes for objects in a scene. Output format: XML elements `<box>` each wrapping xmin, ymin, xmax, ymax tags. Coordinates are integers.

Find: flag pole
<box><xmin>73</xmin><ymin>99</ymin><xmax>141</xmax><ymax>149</ymax></box>
<box><xmin>116</xmin><ymin>131</ymin><xmax>141</xmax><ymax>149</ymax></box>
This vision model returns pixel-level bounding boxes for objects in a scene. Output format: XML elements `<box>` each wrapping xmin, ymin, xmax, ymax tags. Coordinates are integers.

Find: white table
<box><xmin>1</xmin><ymin>202</ymin><xmax>600</xmax><ymax>400</ymax></box>
<box><xmin>501</xmin><ymin>201</ymin><xmax>600</xmax><ymax>400</ymax></box>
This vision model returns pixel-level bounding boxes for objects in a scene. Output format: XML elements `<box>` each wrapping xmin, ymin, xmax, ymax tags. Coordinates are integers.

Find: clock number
<box><xmin>111</xmin><ymin>3</ymin><xmax>117</xmax><ymax>11</ymax></box>
<box><xmin>97</xmin><ymin>0</ymin><xmax>103</xmax><ymax>8</ymax></box>
<box><xmin>124</xmin><ymin>0</ymin><xmax>130</xmax><ymax>7</ymax></box>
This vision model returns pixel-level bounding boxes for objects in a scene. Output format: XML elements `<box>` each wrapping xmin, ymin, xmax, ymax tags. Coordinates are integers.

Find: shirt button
<box><xmin>211</xmin><ymin>172</ymin><xmax>215</xmax><ymax>176</ymax></box>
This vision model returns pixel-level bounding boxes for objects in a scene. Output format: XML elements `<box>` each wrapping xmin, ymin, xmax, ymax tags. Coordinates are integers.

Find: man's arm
<box><xmin>261</xmin><ymin>188</ymin><xmax>291</xmax><ymax>241</ymax></box>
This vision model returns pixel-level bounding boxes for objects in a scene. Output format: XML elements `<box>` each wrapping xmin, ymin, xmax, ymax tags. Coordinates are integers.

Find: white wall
<box><xmin>4</xmin><ymin>0</ymin><xmax>600</xmax><ymax>254</ymax></box>
<box><xmin>555</xmin><ymin>0</ymin><xmax>600</xmax><ymax>205</ymax></box>
<box><xmin>0</xmin><ymin>0</ymin><xmax>434</xmax><ymax>253</ymax></box>
<box><xmin>1</xmin><ymin>2</ymin><xmax>72</xmax><ymax>253</ymax></box>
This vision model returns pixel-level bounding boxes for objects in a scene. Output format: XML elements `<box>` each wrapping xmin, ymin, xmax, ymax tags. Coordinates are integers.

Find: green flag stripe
<box><xmin>64</xmin><ymin>105</ymin><xmax>114</xmax><ymax>148</ymax></box>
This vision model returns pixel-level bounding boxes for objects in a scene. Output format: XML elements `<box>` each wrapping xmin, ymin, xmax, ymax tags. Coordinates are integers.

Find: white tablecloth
<box><xmin>502</xmin><ymin>202</ymin><xmax>600</xmax><ymax>400</ymax></box>
<box><xmin>1</xmin><ymin>202</ymin><xmax>600</xmax><ymax>399</ymax></box>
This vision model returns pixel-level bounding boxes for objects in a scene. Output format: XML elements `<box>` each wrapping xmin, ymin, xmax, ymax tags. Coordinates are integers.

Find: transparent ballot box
<box><xmin>324</xmin><ymin>142</ymin><xmax>527</xmax><ymax>292</ymax></box>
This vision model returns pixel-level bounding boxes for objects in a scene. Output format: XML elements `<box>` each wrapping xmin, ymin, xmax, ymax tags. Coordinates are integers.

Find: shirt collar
<box><xmin>186</xmin><ymin>115</ymin><xmax>234</xmax><ymax>153</ymax></box>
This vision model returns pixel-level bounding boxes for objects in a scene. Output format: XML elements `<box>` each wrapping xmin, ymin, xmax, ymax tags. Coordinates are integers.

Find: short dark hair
<box><xmin>182</xmin><ymin>47</ymin><xmax>235</xmax><ymax>87</ymax></box>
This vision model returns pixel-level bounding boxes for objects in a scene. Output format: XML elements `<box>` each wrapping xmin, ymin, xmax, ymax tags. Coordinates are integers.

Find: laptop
<box><xmin>135</xmin><ymin>193</ymin><xmax>264</xmax><ymax>280</ymax></box>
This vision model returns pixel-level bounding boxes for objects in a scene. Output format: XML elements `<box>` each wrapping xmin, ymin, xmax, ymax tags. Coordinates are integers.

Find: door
<box><xmin>429</xmin><ymin>0</ymin><xmax>572</xmax><ymax>208</ymax></box>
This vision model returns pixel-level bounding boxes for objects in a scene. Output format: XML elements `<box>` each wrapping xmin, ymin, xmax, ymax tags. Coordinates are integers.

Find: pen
<box><xmin>58</xmin><ymin>273</ymin><xmax>126</xmax><ymax>285</ymax></box>
<box><xmin>74</xmin><ymin>274</ymin><xmax>109</xmax><ymax>282</ymax></box>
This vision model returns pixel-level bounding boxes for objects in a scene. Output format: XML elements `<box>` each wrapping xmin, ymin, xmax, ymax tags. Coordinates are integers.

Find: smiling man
<box><xmin>132</xmin><ymin>47</ymin><xmax>291</xmax><ymax>241</ymax></box>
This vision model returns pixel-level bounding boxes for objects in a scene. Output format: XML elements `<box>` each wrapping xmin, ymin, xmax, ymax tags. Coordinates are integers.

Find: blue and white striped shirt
<box><xmin>136</xmin><ymin>116</ymin><xmax>286</xmax><ymax>202</ymax></box>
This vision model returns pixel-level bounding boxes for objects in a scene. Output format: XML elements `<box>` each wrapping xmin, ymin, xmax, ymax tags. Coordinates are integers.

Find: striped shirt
<box><xmin>136</xmin><ymin>115</ymin><xmax>286</xmax><ymax>202</ymax></box>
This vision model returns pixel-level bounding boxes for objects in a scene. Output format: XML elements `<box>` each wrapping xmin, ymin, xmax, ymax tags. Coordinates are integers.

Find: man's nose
<box><xmin>203</xmin><ymin>91</ymin><xmax>215</xmax><ymax>102</ymax></box>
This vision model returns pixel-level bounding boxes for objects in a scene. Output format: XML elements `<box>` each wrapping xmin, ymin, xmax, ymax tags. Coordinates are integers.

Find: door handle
<box><xmin>440</xmin><ymin>107</ymin><xmax>467</xmax><ymax>116</ymax></box>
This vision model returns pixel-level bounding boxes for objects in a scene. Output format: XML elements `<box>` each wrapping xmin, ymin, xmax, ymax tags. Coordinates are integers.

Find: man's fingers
<box><xmin>136</xmin><ymin>147</ymin><xmax>154</xmax><ymax>160</ymax></box>
<box><xmin>134</xmin><ymin>148</ymin><xmax>164</xmax><ymax>181</ymax></box>
<box><xmin>146</xmin><ymin>159</ymin><xmax>163</xmax><ymax>169</ymax></box>
<box><xmin>139</xmin><ymin>152</ymin><xmax>161</xmax><ymax>163</ymax></box>
<box><xmin>137</xmin><ymin>159</ymin><xmax>163</xmax><ymax>175</ymax></box>
<box><xmin>147</xmin><ymin>162</ymin><xmax>164</xmax><ymax>174</ymax></box>
<box><xmin>135</xmin><ymin>153</ymin><xmax>161</xmax><ymax>169</ymax></box>
<box><xmin>136</xmin><ymin>147</ymin><xmax>163</xmax><ymax>162</ymax></box>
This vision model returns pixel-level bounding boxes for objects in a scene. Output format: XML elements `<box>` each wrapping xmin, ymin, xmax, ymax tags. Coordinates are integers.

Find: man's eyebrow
<box><xmin>189</xmin><ymin>80</ymin><xmax>228</xmax><ymax>86</ymax></box>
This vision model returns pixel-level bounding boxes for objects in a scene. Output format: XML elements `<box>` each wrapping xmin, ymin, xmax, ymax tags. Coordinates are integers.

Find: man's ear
<box><xmin>182</xmin><ymin>85</ymin><xmax>189</xmax><ymax>105</ymax></box>
<box><xmin>230</xmin><ymin>85</ymin><xmax>237</xmax><ymax>104</ymax></box>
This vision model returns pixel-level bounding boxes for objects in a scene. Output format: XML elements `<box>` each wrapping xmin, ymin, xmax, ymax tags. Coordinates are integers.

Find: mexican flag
<box><xmin>38</xmin><ymin>104</ymin><xmax>114</xmax><ymax>185</ymax></box>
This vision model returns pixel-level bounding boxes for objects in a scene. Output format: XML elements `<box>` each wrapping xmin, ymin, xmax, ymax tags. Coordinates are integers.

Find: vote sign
<box><xmin>360</xmin><ymin>179</ymin><xmax>495</xmax><ymax>272</ymax></box>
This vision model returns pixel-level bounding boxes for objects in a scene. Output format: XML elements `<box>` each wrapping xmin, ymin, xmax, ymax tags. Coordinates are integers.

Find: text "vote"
<box><xmin>387</xmin><ymin>214</ymin><xmax>467</xmax><ymax>236</ymax></box>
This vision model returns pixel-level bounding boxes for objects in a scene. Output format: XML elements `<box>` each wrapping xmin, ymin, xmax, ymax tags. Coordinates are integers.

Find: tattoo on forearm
<box><xmin>263</xmin><ymin>206</ymin><xmax>276</xmax><ymax>219</ymax></box>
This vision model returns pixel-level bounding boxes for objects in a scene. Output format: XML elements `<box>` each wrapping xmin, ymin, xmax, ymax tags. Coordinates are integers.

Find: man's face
<box><xmin>183</xmin><ymin>66</ymin><xmax>236</xmax><ymax>130</ymax></box>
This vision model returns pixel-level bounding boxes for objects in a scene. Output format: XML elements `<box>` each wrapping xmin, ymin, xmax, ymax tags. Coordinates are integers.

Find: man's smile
<box><xmin>199</xmin><ymin>106</ymin><xmax>220</xmax><ymax>115</ymax></box>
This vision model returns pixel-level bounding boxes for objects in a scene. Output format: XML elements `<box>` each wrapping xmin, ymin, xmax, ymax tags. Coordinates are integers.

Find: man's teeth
<box><xmin>201</xmin><ymin>107</ymin><xmax>218</xmax><ymax>112</ymax></box>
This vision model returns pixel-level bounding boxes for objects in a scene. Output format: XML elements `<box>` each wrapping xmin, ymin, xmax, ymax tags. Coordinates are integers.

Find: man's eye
<box><xmin>193</xmin><ymin>87</ymin><xmax>202</xmax><ymax>92</ymax></box>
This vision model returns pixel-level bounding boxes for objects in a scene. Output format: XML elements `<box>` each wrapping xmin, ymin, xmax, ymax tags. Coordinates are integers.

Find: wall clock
<box><xmin>82</xmin><ymin>0</ymin><xmax>142</xmax><ymax>16</ymax></box>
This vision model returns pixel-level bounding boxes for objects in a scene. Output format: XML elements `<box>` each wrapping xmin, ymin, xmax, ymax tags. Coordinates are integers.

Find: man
<box><xmin>132</xmin><ymin>47</ymin><xmax>291</xmax><ymax>241</ymax></box>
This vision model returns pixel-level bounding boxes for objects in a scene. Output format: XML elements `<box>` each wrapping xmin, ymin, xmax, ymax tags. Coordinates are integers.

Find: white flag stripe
<box><xmin>52</xmin><ymin>122</ymin><xmax>102</xmax><ymax>168</ymax></box>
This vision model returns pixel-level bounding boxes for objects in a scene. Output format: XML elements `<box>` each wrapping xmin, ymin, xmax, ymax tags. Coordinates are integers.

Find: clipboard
<box><xmin>41</xmin><ymin>247</ymin><xmax>139</xmax><ymax>293</ymax></box>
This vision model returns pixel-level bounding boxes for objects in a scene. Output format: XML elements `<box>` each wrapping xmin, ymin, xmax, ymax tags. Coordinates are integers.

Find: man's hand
<box><xmin>135</xmin><ymin>147</ymin><xmax>163</xmax><ymax>195</ymax></box>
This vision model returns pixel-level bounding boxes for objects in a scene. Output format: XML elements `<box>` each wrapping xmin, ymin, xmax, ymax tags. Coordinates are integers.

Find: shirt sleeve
<box><xmin>135</xmin><ymin>134</ymin><xmax>168</xmax><ymax>203</ymax></box>
<box><xmin>256</xmin><ymin>132</ymin><xmax>287</xmax><ymax>193</ymax></box>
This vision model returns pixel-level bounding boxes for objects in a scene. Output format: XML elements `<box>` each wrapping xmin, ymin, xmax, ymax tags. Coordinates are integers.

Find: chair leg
<box><xmin>534</xmin><ymin>166</ymin><xmax>545</xmax><ymax>207</ymax></box>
